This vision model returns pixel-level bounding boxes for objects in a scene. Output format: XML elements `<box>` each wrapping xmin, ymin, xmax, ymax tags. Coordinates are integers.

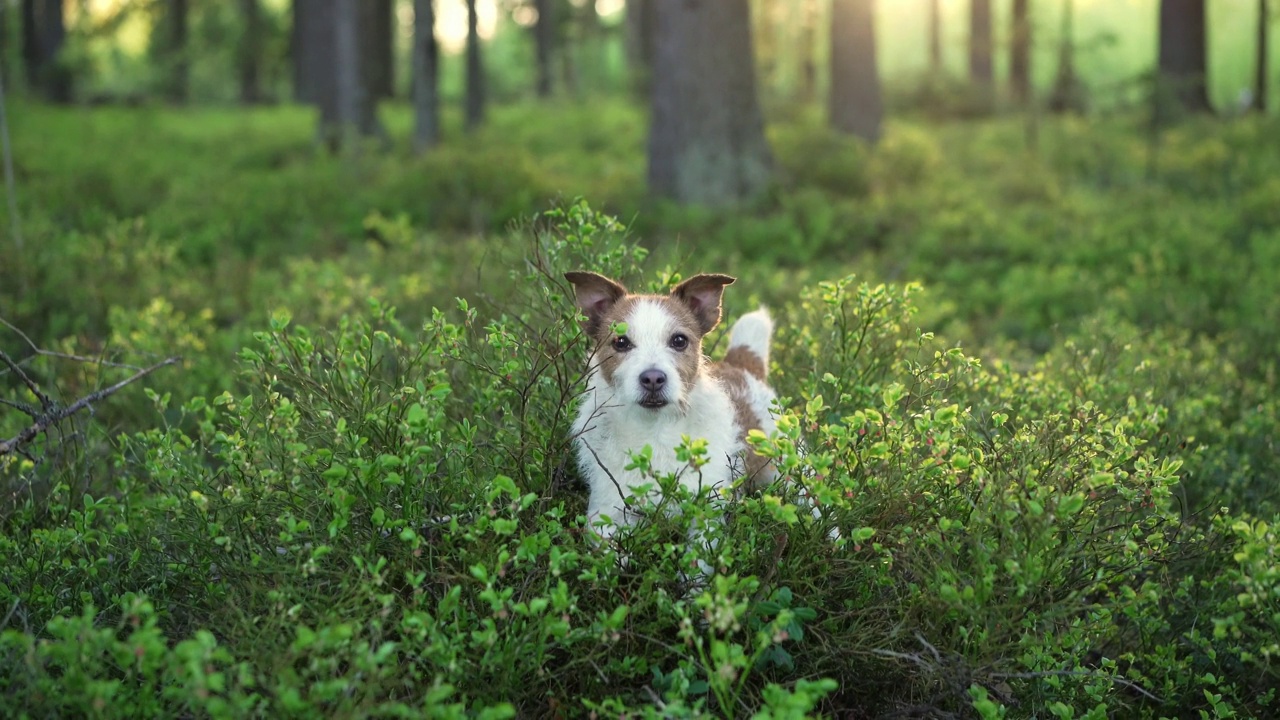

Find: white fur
<box><xmin>728</xmin><ymin>308</ymin><xmax>773</xmax><ymax>369</ymax></box>
<box><xmin>572</xmin><ymin>299</ymin><xmax>745</xmax><ymax>537</ymax></box>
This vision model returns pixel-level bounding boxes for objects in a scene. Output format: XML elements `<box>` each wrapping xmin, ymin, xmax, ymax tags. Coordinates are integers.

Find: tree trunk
<box><xmin>22</xmin><ymin>0</ymin><xmax>70</xmax><ymax>102</ymax></box>
<box><xmin>928</xmin><ymin>0</ymin><xmax>942</xmax><ymax>75</ymax></box>
<box><xmin>625</xmin><ymin>0</ymin><xmax>656</xmax><ymax>94</ymax></box>
<box><xmin>969</xmin><ymin>0</ymin><xmax>993</xmax><ymax>109</ymax></box>
<box><xmin>464</xmin><ymin>0</ymin><xmax>484</xmax><ymax>131</ymax></box>
<box><xmin>0</xmin><ymin>2</ymin><xmax>9</xmax><ymax>88</ymax></box>
<box><xmin>308</xmin><ymin>0</ymin><xmax>382</xmax><ymax>150</ymax></box>
<box><xmin>1257</xmin><ymin>0</ymin><xmax>1270</xmax><ymax>112</ymax></box>
<box><xmin>412</xmin><ymin>0</ymin><xmax>440</xmax><ymax>151</ymax></box>
<box><xmin>1047</xmin><ymin>0</ymin><xmax>1082</xmax><ymax>112</ymax></box>
<box><xmin>535</xmin><ymin>0</ymin><xmax>553</xmax><ymax>97</ymax></box>
<box><xmin>365</xmin><ymin>0</ymin><xmax>394</xmax><ymax>99</ymax></box>
<box><xmin>648</xmin><ymin>0</ymin><xmax>772</xmax><ymax>206</ymax></box>
<box><xmin>240</xmin><ymin>0</ymin><xmax>263</xmax><ymax>104</ymax></box>
<box><xmin>797</xmin><ymin>0</ymin><xmax>818</xmax><ymax>103</ymax></box>
<box><xmin>829</xmin><ymin>0</ymin><xmax>882</xmax><ymax>144</ymax></box>
<box><xmin>1010</xmin><ymin>0</ymin><xmax>1031</xmax><ymax>105</ymax></box>
<box><xmin>1157</xmin><ymin>0</ymin><xmax>1211</xmax><ymax>113</ymax></box>
<box><xmin>160</xmin><ymin>0</ymin><xmax>190</xmax><ymax>103</ymax></box>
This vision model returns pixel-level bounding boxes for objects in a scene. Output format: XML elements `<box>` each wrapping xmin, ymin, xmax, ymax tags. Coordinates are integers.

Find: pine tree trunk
<box><xmin>1047</xmin><ymin>0</ymin><xmax>1082</xmax><ymax>112</ymax></box>
<box><xmin>23</xmin><ymin>0</ymin><xmax>70</xmax><ymax>102</ymax></box>
<box><xmin>412</xmin><ymin>0</ymin><xmax>440</xmax><ymax>151</ymax></box>
<box><xmin>829</xmin><ymin>0</ymin><xmax>882</xmax><ymax>144</ymax></box>
<box><xmin>535</xmin><ymin>0</ymin><xmax>553</xmax><ymax>97</ymax></box>
<box><xmin>366</xmin><ymin>0</ymin><xmax>394</xmax><ymax>99</ymax></box>
<box><xmin>465</xmin><ymin>0</ymin><xmax>484</xmax><ymax>131</ymax></box>
<box><xmin>797</xmin><ymin>0</ymin><xmax>818</xmax><ymax>103</ymax></box>
<box><xmin>1257</xmin><ymin>0</ymin><xmax>1270</xmax><ymax>111</ymax></box>
<box><xmin>1157</xmin><ymin>0</ymin><xmax>1211</xmax><ymax>114</ymax></box>
<box><xmin>240</xmin><ymin>0</ymin><xmax>263</xmax><ymax>104</ymax></box>
<box><xmin>969</xmin><ymin>0</ymin><xmax>993</xmax><ymax>109</ymax></box>
<box><xmin>648</xmin><ymin>0</ymin><xmax>772</xmax><ymax>206</ymax></box>
<box><xmin>624</xmin><ymin>0</ymin><xmax>656</xmax><ymax>94</ymax></box>
<box><xmin>163</xmin><ymin>0</ymin><xmax>190</xmax><ymax>103</ymax></box>
<box><xmin>1010</xmin><ymin>0</ymin><xmax>1031</xmax><ymax>105</ymax></box>
<box><xmin>928</xmin><ymin>0</ymin><xmax>942</xmax><ymax>75</ymax></box>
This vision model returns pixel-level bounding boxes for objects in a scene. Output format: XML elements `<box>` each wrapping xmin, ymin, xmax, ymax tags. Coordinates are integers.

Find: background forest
<box><xmin>1</xmin><ymin>0</ymin><xmax>1279</xmax><ymax>717</ymax></box>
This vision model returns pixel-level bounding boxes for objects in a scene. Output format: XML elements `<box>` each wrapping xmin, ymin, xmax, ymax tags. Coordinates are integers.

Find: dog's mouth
<box><xmin>638</xmin><ymin>395</ymin><xmax>669</xmax><ymax>409</ymax></box>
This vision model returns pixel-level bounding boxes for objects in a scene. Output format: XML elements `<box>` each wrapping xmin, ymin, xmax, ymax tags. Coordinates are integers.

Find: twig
<box><xmin>988</xmin><ymin>670</ymin><xmax>1164</xmax><ymax>704</ymax></box>
<box><xmin>0</xmin><ymin>318</ymin><xmax>147</xmax><ymax>371</ymax></box>
<box><xmin>0</xmin><ymin>357</ymin><xmax>180</xmax><ymax>456</ymax></box>
<box><xmin>0</xmin><ymin>59</ymin><xmax>20</xmax><ymax>250</ymax></box>
<box><xmin>0</xmin><ymin>599</ymin><xmax>18</xmax><ymax>631</ymax></box>
<box><xmin>0</xmin><ymin>349</ymin><xmax>50</xmax><ymax>408</ymax></box>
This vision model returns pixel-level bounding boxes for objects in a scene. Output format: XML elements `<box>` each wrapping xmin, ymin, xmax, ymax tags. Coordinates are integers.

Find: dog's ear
<box><xmin>565</xmin><ymin>272</ymin><xmax>628</xmax><ymax>334</ymax></box>
<box><xmin>671</xmin><ymin>274</ymin><xmax>735</xmax><ymax>335</ymax></box>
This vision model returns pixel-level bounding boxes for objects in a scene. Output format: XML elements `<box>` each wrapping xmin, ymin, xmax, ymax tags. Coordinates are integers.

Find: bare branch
<box><xmin>0</xmin><ymin>349</ymin><xmax>51</xmax><ymax>408</ymax></box>
<box><xmin>0</xmin><ymin>357</ymin><xmax>181</xmax><ymax>457</ymax></box>
<box><xmin>1</xmin><ymin>319</ymin><xmax>147</xmax><ymax>371</ymax></box>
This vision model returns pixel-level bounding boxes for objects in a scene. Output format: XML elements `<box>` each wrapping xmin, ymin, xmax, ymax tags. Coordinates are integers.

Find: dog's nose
<box><xmin>639</xmin><ymin>369</ymin><xmax>667</xmax><ymax>392</ymax></box>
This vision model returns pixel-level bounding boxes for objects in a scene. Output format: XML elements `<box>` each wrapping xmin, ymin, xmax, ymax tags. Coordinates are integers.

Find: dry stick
<box><xmin>0</xmin><ymin>60</ymin><xmax>20</xmax><ymax>250</ymax></box>
<box><xmin>1</xmin><ymin>318</ymin><xmax>147</xmax><ymax>371</ymax></box>
<box><xmin>0</xmin><ymin>348</ymin><xmax>50</xmax><ymax>408</ymax></box>
<box><xmin>0</xmin><ymin>357</ymin><xmax>180</xmax><ymax>456</ymax></box>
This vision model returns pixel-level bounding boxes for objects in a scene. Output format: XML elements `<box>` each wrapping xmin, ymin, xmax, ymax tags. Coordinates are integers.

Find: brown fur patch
<box><xmin>711</xmin><ymin>362</ymin><xmax>774</xmax><ymax>489</ymax></box>
<box><xmin>589</xmin><ymin>295</ymin><xmax>706</xmax><ymax>399</ymax></box>
<box><xmin>722</xmin><ymin>346</ymin><xmax>767</xmax><ymax>381</ymax></box>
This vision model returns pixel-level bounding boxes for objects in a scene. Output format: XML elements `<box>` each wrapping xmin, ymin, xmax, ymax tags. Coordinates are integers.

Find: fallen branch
<box><xmin>0</xmin><ymin>356</ymin><xmax>180</xmax><ymax>457</ymax></box>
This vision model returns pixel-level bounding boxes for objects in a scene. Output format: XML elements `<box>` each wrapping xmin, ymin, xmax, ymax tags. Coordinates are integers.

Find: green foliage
<box><xmin>3</xmin><ymin>99</ymin><xmax>1280</xmax><ymax>716</ymax></box>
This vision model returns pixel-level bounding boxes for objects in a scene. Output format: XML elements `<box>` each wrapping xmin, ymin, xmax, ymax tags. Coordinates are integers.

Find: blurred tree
<box><xmin>797</xmin><ymin>0</ymin><xmax>818</xmax><ymax>102</ymax></box>
<box><xmin>154</xmin><ymin>0</ymin><xmax>190</xmax><ymax>103</ymax></box>
<box><xmin>928</xmin><ymin>0</ymin><xmax>941</xmax><ymax>75</ymax></box>
<box><xmin>366</xmin><ymin>0</ymin><xmax>394</xmax><ymax>99</ymax></box>
<box><xmin>413</xmin><ymin>0</ymin><xmax>439</xmax><ymax>151</ymax></box>
<box><xmin>239</xmin><ymin>0</ymin><xmax>263</xmax><ymax>104</ymax></box>
<box><xmin>1047</xmin><ymin>0</ymin><xmax>1083</xmax><ymax>112</ymax></box>
<box><xmin>969</xmin><ymin>0</ymin><xmax>993</xmax><ymax>110</ymax></box>
<box><xmin>0</xmin><ymin>2</ymin><xmax>8</xmax><ymax>87</ymax></box>
<box><xmin>648</xmin><ymin>0</ymin><xmax>771</xmax><ymax>206</ymax></box>
<box><xmin>625</xmin><ymin>0</ymin><xmax>655</xmax><ymax>94</ymax></box>
<box><xmin>1010</xmin><ymin>0</ymin><xmax>1030</xmax><ymax>105</ymax></box>
<box><xmin>21</xmin><ymin>0</ymin><xmax>71</xmax><ymax>103</ymax></box>
<box><xmin>829</xmin><ymin>0</ymin><xmax>881</xmax><ymax>143</ymax></box>
<box><xmin>1158</xmin><ymin>0</ymin><xmax>1210</xmax><ymax>113</ymax></box>
<box><xmin>465</xmin><ymin>0</ymin><xmax>484</xmax><ymax>131</ymax></box>
<box><xmin>297</xmin><ymin>0</ymin><xmax>383</xmax><ymax>149</ymax></box>
<box><xmin>535</xmin><ymin>0</ymin><xmax>553</xmax><ymax>97</ymax></box>
<box><xmin>1257</xmin><ymin>0</ymin><xmax>1270</xmax><ymax>111</ymax></box>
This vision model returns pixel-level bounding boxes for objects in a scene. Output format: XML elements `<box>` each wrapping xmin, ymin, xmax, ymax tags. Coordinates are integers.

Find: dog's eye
<box><xmin>612</xmin><ymin>336</ymin><xmax>632</xmax><ymax>352</ymax></box>
<box><xmin>669</xmin><ymin>334</ymin><xmax>689</xmax><ymax>351</ymax></box>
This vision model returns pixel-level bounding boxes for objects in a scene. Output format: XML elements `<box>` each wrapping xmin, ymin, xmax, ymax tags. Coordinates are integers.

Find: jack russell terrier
<box><xmin>565</xmin><ymin>271</ymin><xmax>795</xmax><ymax>558</ymax></box>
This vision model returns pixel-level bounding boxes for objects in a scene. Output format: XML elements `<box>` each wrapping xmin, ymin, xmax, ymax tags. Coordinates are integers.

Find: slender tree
<box><xmin>22</xmin><ymin>0</ymin><xmax>70</xmax><ymax>102</ymax></box>
<box><xmin>928</xmin><ymin>0</ymin><xmax>942</xmax><ymax>75</ymax></box>
<box><xmin>158</xmin><ymin>0</ymin><xmax>190</xmax><ymax>103</ymax></box>
<box><xmin>1010</xmin><ymin>0</ymin><xmax>1031</xmax><ymax>105</ymax></box>
<box><xmin>465</xmin><ymin>0</ymin><xmax>484</xmax><ymax>130</ymax></box>
<box><xmin>624</xmin><ymin>0</ymin><xmax>656</xmax><ymax>93</ymax></box>
<box><xmin>239</xmin><ymin>0</ymin><xmax>263</xmax><ymax>104</ymax></box>
<box><xmin>829</xmin><ymin>0</ymin><xmax>882</xmax><ymax>143</ymax></box>
<box><xmin>0</xmin><ymin>2</ymin><xmax>9</xmax><ymax>87</ymax></box>
<box><xmin>535</xmin><ymin>0</ymin><xmax>553</xmax><ymax>97</ymax></box>
<box><xmin>412</xmin><ymin>0</ymin><xmax>440</xmax><ymax>151</ymax></box>
<box><xmin>1257</xmin><ymin>0</ymin><xmax>1270</xmax><ymax>111</ymax></box>
<box><xmin>366</xmin><ymin>0</ymin><xmax>394</xmax><ymax>99</ymax></box>
<box><xmin>648</xmin><ymin>0</ymin><xmax>772</xmax><ymax>206</ymax></box>
<box><xmin>969</xmin><ymin>0</ymin><xmax>993</xmax><ymax>108</ymax></box>
<box><xmin>1047</xmin><ymin>0</ymin><xmax>1083</xmax><ymax>112</ymax></box>
<box><xmin>797</xmin><ymin>0</ymin><xmax>818</xmax><ymax>102</ymax></box>
<box><xmin>302</xmin><ymin>0</ymin><xmax>383</xmax><ymax>150</ymax></box>
<box><xmin>1157</xmin><ymin>0</ymin><xmax>1211</xmax><ymax>113</ymax></box>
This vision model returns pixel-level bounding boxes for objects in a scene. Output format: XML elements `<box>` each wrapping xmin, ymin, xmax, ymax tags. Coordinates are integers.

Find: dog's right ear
<box><xmin>564</xmin><ymin>272</ymin><xmax>628</xmax><ymax>334</ymax></box>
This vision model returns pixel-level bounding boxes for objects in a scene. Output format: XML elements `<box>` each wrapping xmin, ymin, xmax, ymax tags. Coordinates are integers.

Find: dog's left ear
<box><xmin>671</xmin><ymin>274</ymin><xmax>735</xmax><ymax>335</ymax></box>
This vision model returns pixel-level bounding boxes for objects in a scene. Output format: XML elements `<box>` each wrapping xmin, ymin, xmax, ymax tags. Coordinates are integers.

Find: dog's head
<box><xmin>565</xmin><ymin>271</ymin><xmax>734</xmax><ymax>412</ymax></box>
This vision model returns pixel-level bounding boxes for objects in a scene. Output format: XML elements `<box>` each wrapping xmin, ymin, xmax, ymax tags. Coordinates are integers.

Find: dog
<box><xmin>565</xmin><ymin>271</ymin><xmax>786</xmax><ymax>557</ymax></box>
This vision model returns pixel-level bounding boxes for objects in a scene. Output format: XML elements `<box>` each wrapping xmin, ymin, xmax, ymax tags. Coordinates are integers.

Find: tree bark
<box><xmin>465</xmin><ymin>0</ymin><xmax>484</xmax><ymax>131</ymax></box>
<box><xmin>1010</xmin><ymin>0</ymin><xmax>1031</xmax><ymax>105</ymax></box>
<box><xmin>307</xmin><ymin>0</ymin><xmax>383</xmax><ymax>150</ymax></box>
<box><xmin>366</xmin><ymin>0</ymin><xmax>394</xmax><ymax>99</ymax></box>
<box><xmin>1047</xmin><ymin>0</ymin><xmax>1082</xmax><ymax>112</ymax></box>
<box><xmin>22</xmin><ymin>0</ymin><xmax>71</xmax><ymax>102</ymax></box>
<box><xmin>535</xmin><ymin>0</ymin><xmax>553</xmax><ymax>97</ymax></box>
<box><xmin>969</xmin><ymin>0</ymin><xmax>993</xmax><ymax>108</ymax></box>
<box><xmin>160</xmin><ymin>0</ymin><xmax>190</xmax><ymax>103</ymax></box>
<box><xmin>1257</xmin><ymin>0</ymin><xmax>1270</xmax><ymax>112</ymax></box>
<box><xmin>797</xmin><ymin>0</ymin><xmax>818</xmax><ymax>103</ymax></box>
<box><xmin>412</xmin><ymin>0</ymin><xmax>440</xmax><ymax>151</ymax></box>
<box><xmin>648</xmin><ymin>0</ymin><xmax>772</xmax><ymax>206</ymax></box>
<box><xmin>928</xmin><ymin>0</ymin><xmax>942</xmax><ymax>75</ymax></box>
<box><xmin>1157</xmin><ymin>0</ymin><xmax>1211</xmax><ymax>113</ymax></box>
<box><xmin>240</xmin><ymin>0</ymin><xmax>263</xmax><ymax>104</ymax></box>
<box><xmin>829</xmin><ymin>0</ymin><xmax>882</xmax><ymax>144</ymax></box>
<box><xmin>625</xmin><ymin>0</ymin><xmax>656</xmax><ymax>94</ymax></box>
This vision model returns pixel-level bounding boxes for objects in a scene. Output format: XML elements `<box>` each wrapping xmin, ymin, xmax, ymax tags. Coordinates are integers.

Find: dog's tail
<box><xmin>723</xmin><ymin>308</ymin><xmax>773</xmax><ymax>380</ymax></box>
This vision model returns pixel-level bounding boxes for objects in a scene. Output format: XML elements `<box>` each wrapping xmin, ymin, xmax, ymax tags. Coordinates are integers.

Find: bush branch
<box><xmin>0</xmin><ymin>357</ymin><xmax>180</xmax><ymax>457</ymax></box>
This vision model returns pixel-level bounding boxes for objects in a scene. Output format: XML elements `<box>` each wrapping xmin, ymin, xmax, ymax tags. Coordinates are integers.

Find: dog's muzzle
<box><xmin>638</xmin><ymin>368</ymin><xmax>669</xmax><ymax>409</ymax></box>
